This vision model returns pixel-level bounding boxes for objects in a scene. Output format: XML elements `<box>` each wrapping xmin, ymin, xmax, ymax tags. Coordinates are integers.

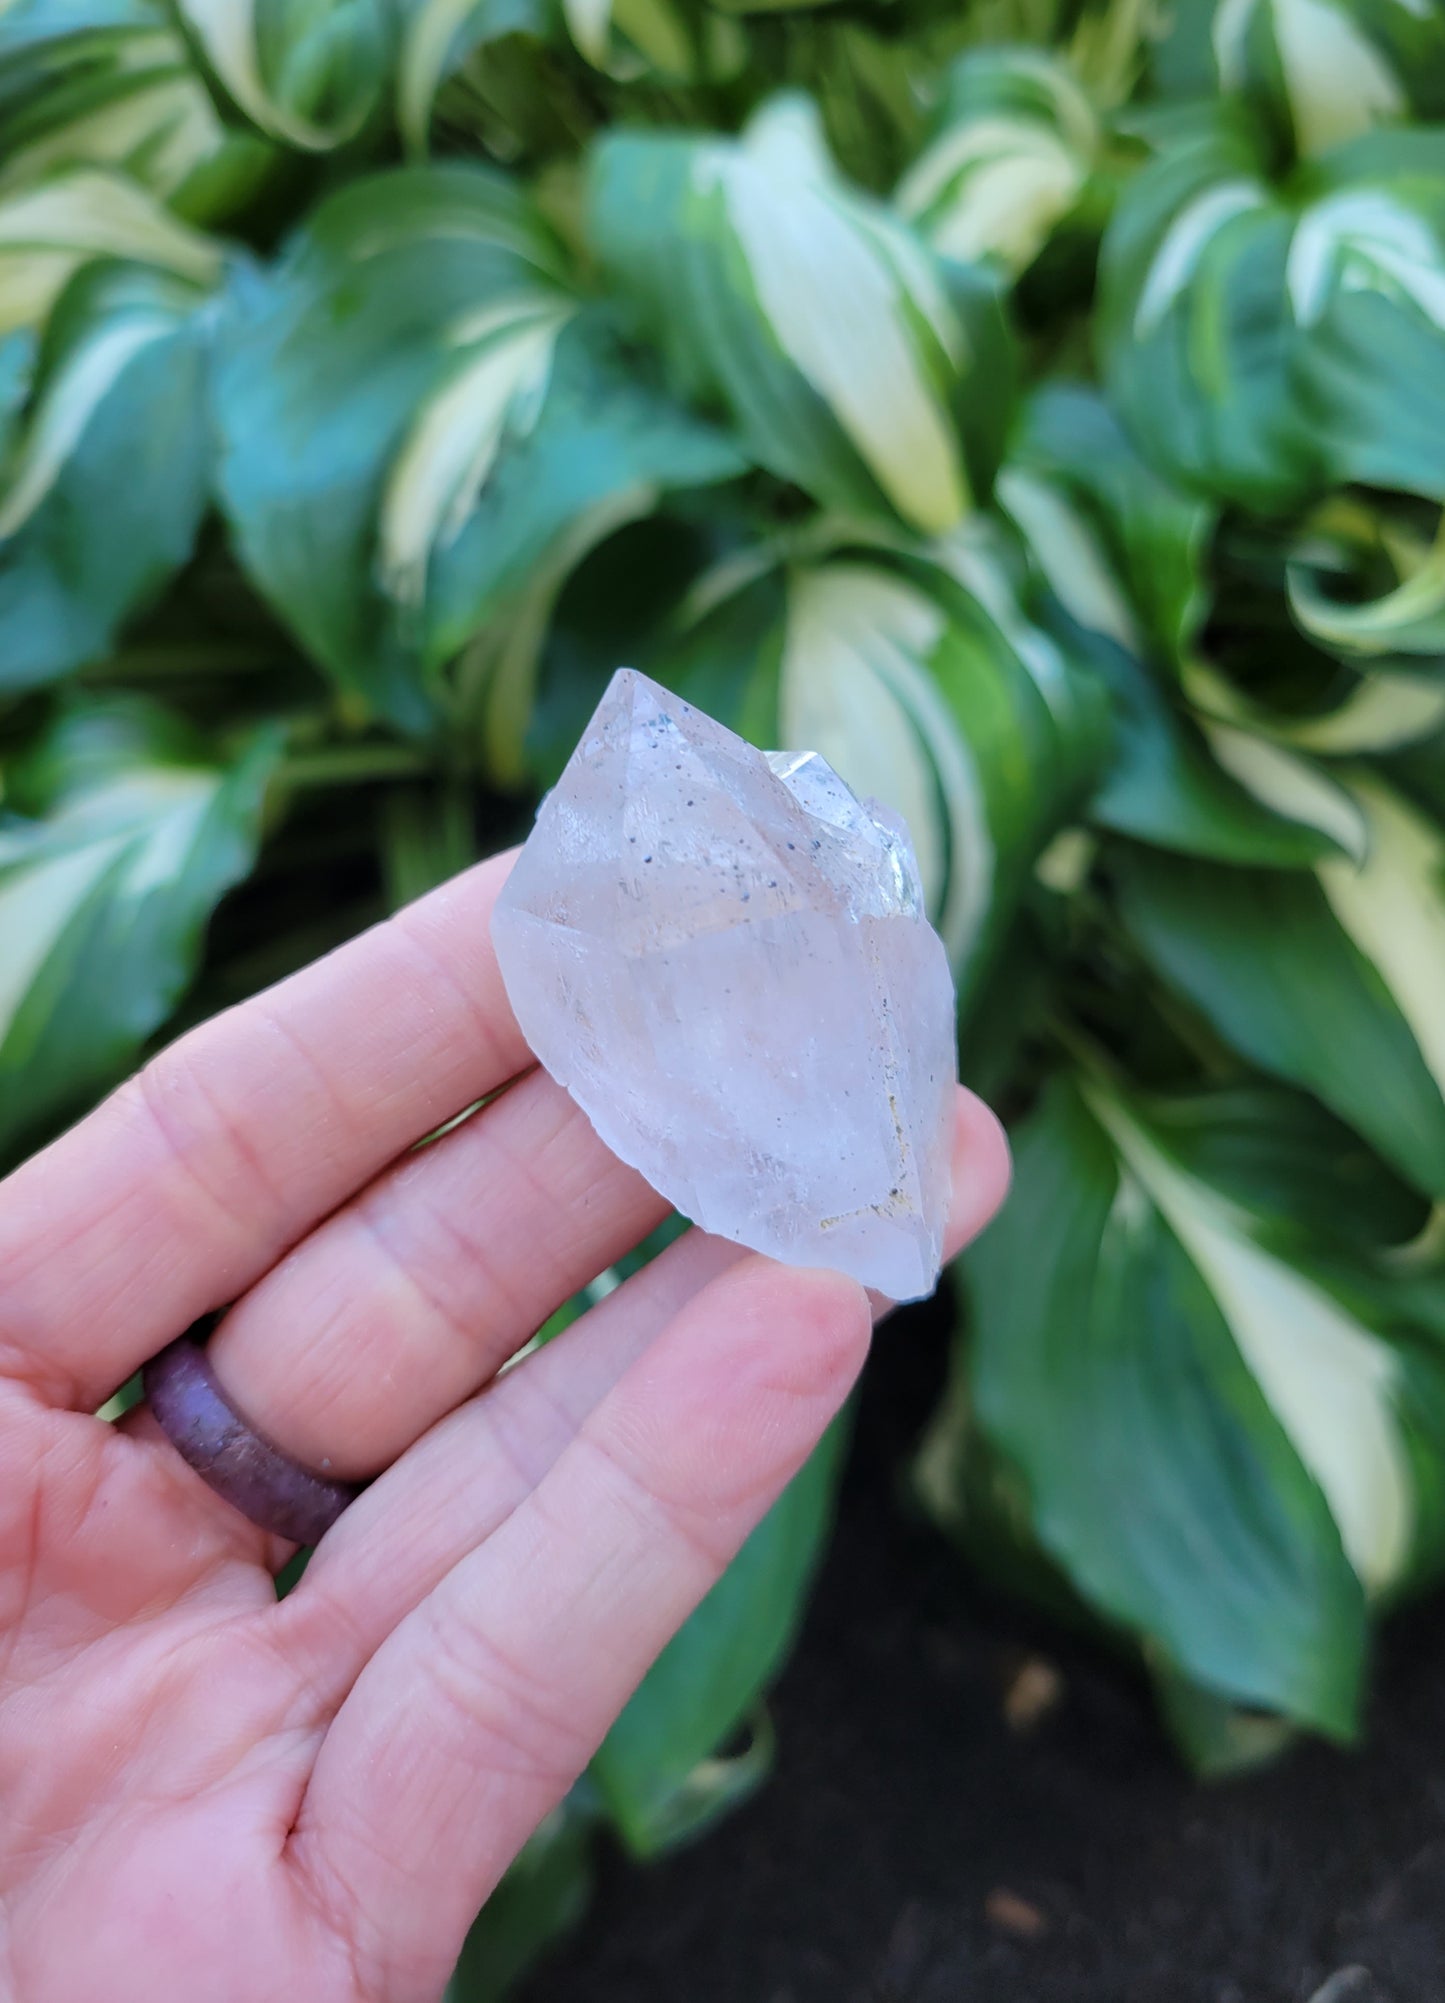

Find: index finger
<box><xmin>0</xmin><ymin>849</ymin><xmax>529</xmax><ymax>1410</ymax></box>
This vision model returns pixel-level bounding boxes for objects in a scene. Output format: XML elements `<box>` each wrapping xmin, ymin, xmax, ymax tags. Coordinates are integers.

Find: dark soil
<box><xmin>521</xmin><ymin>1300</ymin><xmax>1445</xmax><ymax>2003</ymax></box>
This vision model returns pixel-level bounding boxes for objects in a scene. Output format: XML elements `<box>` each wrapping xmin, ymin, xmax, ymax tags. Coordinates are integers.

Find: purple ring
<box><xmin>143</xmin><ymin>1334</ymin><xmax>362</xmax><ymax>1545</ymax></box>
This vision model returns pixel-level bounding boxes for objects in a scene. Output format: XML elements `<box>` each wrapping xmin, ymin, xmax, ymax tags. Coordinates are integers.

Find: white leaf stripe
<box><xmin>1183</xmin><ymin>656</ymin><xmax>1445</xmax><ymax>754</ymax></box>
<box><xmin>1288</xmin><ymin>526</ymin><xmax>1445</xmax><ymax>653</ymax></box>
<box><xmin>1273</xmin><ymin>0</ymin><xmax>1404</xmax><ymax>156</ymax></box>
<box><xmin>563</xmin><ymin>0</ymin><xmax>613</xmax><ymax>65</ymax></box>
<box><xmin>996</xmin><ymin>466</ymin><xmax>1140</xmax><ymax>654</ymax></box>
<box><xmin>697</xmin><ymin>104</ymin><xmax>969</xmax><ymax>534</ymax></box>
<box><xmin>1278</xmin><ymin>676</ymin><xmax>1445</xmax><ymax>753</ymax></box>
<box><xmin>0</xmin><ymin>171</ymin><xmax>219</xmax><ymax>336</ymax></box>
<box><xmin>399</xmin><ymin>0</ymin><xmax>485</xmax><ymax>151</ymax></box>
<box><xmin>1200</xmin><ymin>722</ymin><xmax>1369</xmax><ymax>863</ymax></box>
<box><xmin>0</xmin><ymin>766</ymin><xmax>222</xmax><ymax>1047</ymax></box>
<box><xmin>903</xmin><ymin>138</ymin><xmax>1085</xmax><ymax>273</ymax></box>
<box><xmin>1288</xmin><ymin>190</ymin><xmax>1445</xmax><ymax>332</ymax></box>
<box><xmin>0</xmin><ymin>73</ymin><xmax>224</xmax><ymax>201</ymax></box>
<box><xmin>0</xmin><ymin>839</ymin><xmax>128</xmax><ymax>1039</ymax></box>
<box><xmin>935</xmin><ymin>518</ymin><xmax>1082</xmax><ymax>729</ymax></box>
<box><xmin>1134</xmin><ymin>180</ymin><xmax>1267</xmax><ymax>337</ymax></box>
<box><xmin>377</xmin><ymin>298</ymin><xmax>574</xmax><ymax>607</ymax></box>
<box><xmin>178</xmin><ymin>0</ymin><xmax>373</xmax><ymax>151</ymax></box>
<box><xmin>1086</xmin><ymin>1082</ymin><xmax>1413</xmax><ymax>1593</ymax></box>
<box><xmin>1318</xmin><ymin>778</ymin><xmax>1445</xmax><ymax>1107</ymax></box>
<box><xmin>1212</xmin><ymin>0</ymin><xmax>1259</xmax><ymax>87</ymax></box>
<box><xmin>0</xmin><ymin>309</ymin><xmax>176</xmax><ymax>540</ymax></box>
<box><xmin>777</xmin><ymin>563</ymin><xmax>994</xmax><ymax>969</ymax></box>
<box><xmin>896</xmin><ymin>44</ymin><xmax>1097</xmax><ymax>279</ymax></box>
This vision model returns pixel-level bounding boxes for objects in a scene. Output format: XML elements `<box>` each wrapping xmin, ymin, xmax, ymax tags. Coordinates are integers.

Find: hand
<box><xmin>0</xmin><ymin>851</ymin><xmax>1010</xmax><ymax>2003</ymax></box>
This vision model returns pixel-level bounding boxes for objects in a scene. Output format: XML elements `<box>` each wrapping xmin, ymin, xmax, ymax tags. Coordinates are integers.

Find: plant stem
<box><xmin>278</xmin><ymin>743</ymin><xmax>435</xmax><ymax>789</ymax></box>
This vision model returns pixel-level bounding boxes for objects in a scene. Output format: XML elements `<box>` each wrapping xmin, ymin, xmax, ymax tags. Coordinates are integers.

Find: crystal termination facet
<box><xmin>491</xmin><ymin>668</ymin><xmax>957</xmax><ymax>1300</ymax></box>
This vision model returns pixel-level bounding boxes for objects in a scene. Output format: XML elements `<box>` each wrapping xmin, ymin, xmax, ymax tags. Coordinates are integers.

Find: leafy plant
<box><xmin>7</xmin><ymin>0</ymin><xmax>1445</xmax><ymax>1986</ymax></box>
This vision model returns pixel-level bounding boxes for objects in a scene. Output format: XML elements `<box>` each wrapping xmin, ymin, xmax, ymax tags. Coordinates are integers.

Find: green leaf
<box><xmin>0</xmin><ymin>261</ymin><xmax>213</xmax><ymax>689</ymax></box>
<box><xmin>0</xmin><ymin>0</ymin><xmax>273</xmax><ymax>221</ymax></box>
<box><xmin>0</xmin><ymin>164</ymin><xmax>220</xmax><ymax>337</ymax></box>
<box><xmin>961</xmin><ymin>1072</ymin><xmax>1426</xmax><ymax>1735</ymax></box>
<box><xmin>1101</xmin><ymin>120</ymin><xmax>1445</xmax><ymax>510</ymax></box>
<box><xmin>896</xmin><ymin>44</ymin><xmax>1101</xmax><ymax>277</ymax></box>
<box><xmin>1003</xmin><ymin>381</ymin><xmax>1215</xmax><ymax>668</ymax></box>
<box><xmin>0</xmin><ymin>698</ymin><xmax>280</xmax><ymax>1168</ymax></box>
<box><xmin>1080</xmin><ymin>629</ymin><xmax>1355</xmax><ymax>866</ymax></box>
<box><xmin>655</xmin><ymin>535</ymin><xmax>1107</xmax><ymax>992</ymax></box>
<box><xmin>1184</xmin><ymin>651</ymin><xmax>1445</xmax><ymax>756</ymax></box>
<box><xmin>1174</xmin><ymin>0</ymin><xmax>1445</xmax><ymax>159</ymax></box>
<box><xmin>1111</xmin><ymin>829</ymin><xmax>1445</xmax><ymax>1199</ymax></box>
<box><xmin>588</xmin><ymin>95</ymin><xmax>1014</xmax><ymax>535</ymax></box>
<box><xmin>395</xmin><ymin>0</ymin><xmax>545</xmax><ymax>155</ymax></box>
<box><xmin>933</xmin><ymin>519</ymin><xmax>1113</xmax><ymax>810</ymax></box>
<box><xmin>1097</xmin><ymin>111</ymin><xmax>1309</xmax><ymax>511</ymax></box>
<box><xmin>1151</xmin><ymin>1663</ymin><xmax>1297</xmax><ymax>1779</ymax></box>
<box><xmin>590</xmin><ymin>1413</ymin><xmax>848</xmax><ymax>1857</ymax></box>
<box><xmin>1287</xmin><ymin>132</ymin><xmax>1445</xmax><ymax>505</ymax></box>
<box><xmin>1288</xmin><ymin>497</ymin><xmax>1445</xmax><ymax>666</ymax></box>
<box><xmin>558</xmin><ymin>0</ymin><xmax>699</xmax><ymax>80</ymax></box>
<box><xmin>175</xmin><ymin>0</ymin><xmax>392</xmax><ymax>151</ymax></box>
<box><xmin>212</xmin><ymin>165</ymin><xmax>744</xmax><ymax>731</ymax></box>
<box><xmin>776</xmin><ymin>555</ymin><xmax>996</xmax><ymax>975</ymax></box>
<box><xmin>1140</xmin><ymin>1084</ymin><xmax>1429</xmax><ymax>1252</ymax></box>
<box><xmin>445</xmin><ymin>1800</ymin><xmax>596</xmax><ymax>2003</ymax></box>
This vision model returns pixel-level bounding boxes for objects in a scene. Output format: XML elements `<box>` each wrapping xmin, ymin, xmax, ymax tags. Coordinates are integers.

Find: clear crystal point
<box><xmin>491</xmin><ymin>668</ymin><xmax>957</xmax><ymax>1300</ymax></box>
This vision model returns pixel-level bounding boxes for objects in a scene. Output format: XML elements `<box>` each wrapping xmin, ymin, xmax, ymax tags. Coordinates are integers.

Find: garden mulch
<box><xmin>522</xmin><ymin>1296</ymin><xmax>1445</xmax><ymax>2003</ymax></box>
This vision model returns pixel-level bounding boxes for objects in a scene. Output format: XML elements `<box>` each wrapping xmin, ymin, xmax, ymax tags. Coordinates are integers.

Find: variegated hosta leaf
<box><xmin>0</xmin><ymin>165</ymin><xmax>220</xmax><ymax>337</ymax></box>
<box><xmin>175</xmin><ymin>0</ymin><xmax>392</xmax><ymax>150</ymax></box>
<box><xmin>588</xmin><ymin>95</ymin><xmax>1014</xmax><ymax>536</ymax></box>
<box><xmin>1286</xmin><ymin>130</ymin><xmax>1445</xmax><ymax>503</ymax></box>
<box><xmin>1288</xmin><ymin>495</ymin><xmax>1445</xmax><ymax>666</ymax></box>
<box><xmin>638</xmin><ymin>530</ymin><xmax>1104</xmax><ymax>992</ymax></box>
<box><xmin>0</xmin><ymin>259</ymin><xmax>216</xmax><ymax>688</ymax></box>
<box><xmin>1001</xmin><ymin>381</ymin><xmax>1215</xmax><ymax>667</ymax></box>
<box><xmin>1076</xmin><ymin>627</ymin><xmax>1364</xmax><ymax>865</ymax></box>
<box><xmin>931</xmin><ymin>1073</ymin><xmax>1445</xmax><ymax>1739</ymax></box>
<box><xmin>0</xmin><ymin>699</ymin><xmax>279</xmax><ymax>1168</ymax></box>
<box><xmin>395</xmin><ymin>0</ymin><xmax>547</xmax><ymax>154</ymax></box>
<box><xmin>591</xmin><ymin>1417</ymin><xmax>849</xmax><ymax>1857</ymax></box>
<box><xmin>0</xmin><ymin>0</ymin><xmax>271</xmax><ymax>220</ymax></box>
<box><xmin>1097</xmin><ymin>111</ymin><xmax>1305</xmax><ymax>509</ymax></box>
<box><xmin>212</xmin><ymin>165</ymin><xmax>745</xmax><ymax>731</ymax></box>
<box><xmin>1184</xmin><ymin>652</ymin><xmax>1445</xmax><ymax>756</ymax></box>
<box><xmin>1099</xmin><ymin>120</ymin><xmax>1445</xmax><ymax>509</ymax></box>
<box><xmin>1184</xmin><ymin>0</ymin><xmax>1445</xmax><ymax>158</ymax></box>
<box><xmin>398</xmin><ymin>0</ymin><xmax>703</xmax><ymax>139</ymax></box>
<box><xmin>896</xmin><ymin>45</ymin><xmax>1100</xmax><ymax>277</ymax></box>
<box><xmin>772</xmin><ymin>544</ymin><xmax>1107</xmax><ymax>990</ymax></box>
<box><xmin>559</xmin><ymin>0</ymin><xmax>699</xmax><ymax>80</ymax></box>
<box><xmin>965</xmin><ymin>428</ymin><xmax>1349</xmax><ymax>865</ymax></box>
<box><xmin>777</xmin><ymin>559</ymin><xmax>993</xmax><ymax>975</ymax></box>
<box><xmin>1112</xmin><ymin>772</ymin><xmax>1445</xmax><ymax>1198</ymax></box>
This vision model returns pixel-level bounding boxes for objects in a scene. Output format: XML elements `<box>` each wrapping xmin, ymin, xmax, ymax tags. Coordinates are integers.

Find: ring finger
<box><xmin>160</xmin><ymin>1063</ymin><xmax>672</xmax><ymax>1487</ymax></box>
<box><xmin>131</xmin><ymin>1062</ymin><xmax>1005</xmax><ymax>1549</ymax></box>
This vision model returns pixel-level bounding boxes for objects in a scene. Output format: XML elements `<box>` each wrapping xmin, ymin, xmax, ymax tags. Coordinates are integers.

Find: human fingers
<box><xmin>0</xmin><ymin>850</ymin><xmax>528</xmax><ymax>1410</ymax></box>
<box><xmin>201</xmin><ymin>1051</ymin><xmax>1008</xmax><ymax>1485</ymax></box>
<box><xmin>285</xmin><ymin>1256</ymin><xmax>873</xmax><ymax>2001</ymax></box>
<box><xmin>199</xmin><ymin>1065</ymin><xmax>668</xmax><ymax>1480</ymax></box>
<box><xmin>275</xmin><ymin>1089</ymin><xmax>1008</xmax><ymax>1696</ymax></box>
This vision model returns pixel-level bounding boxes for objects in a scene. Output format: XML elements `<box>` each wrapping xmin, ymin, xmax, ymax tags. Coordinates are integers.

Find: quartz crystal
<box><xmin>491</xmin><ymin>669</ymin><xmax>957</xmax><ymax>1300</ymax></box>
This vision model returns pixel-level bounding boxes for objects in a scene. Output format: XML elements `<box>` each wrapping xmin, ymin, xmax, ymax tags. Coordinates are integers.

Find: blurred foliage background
<box><xmin>7</xmin><ymin>0</ymin><xmax>1445</xmax><ymax>1988</ymax></box>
